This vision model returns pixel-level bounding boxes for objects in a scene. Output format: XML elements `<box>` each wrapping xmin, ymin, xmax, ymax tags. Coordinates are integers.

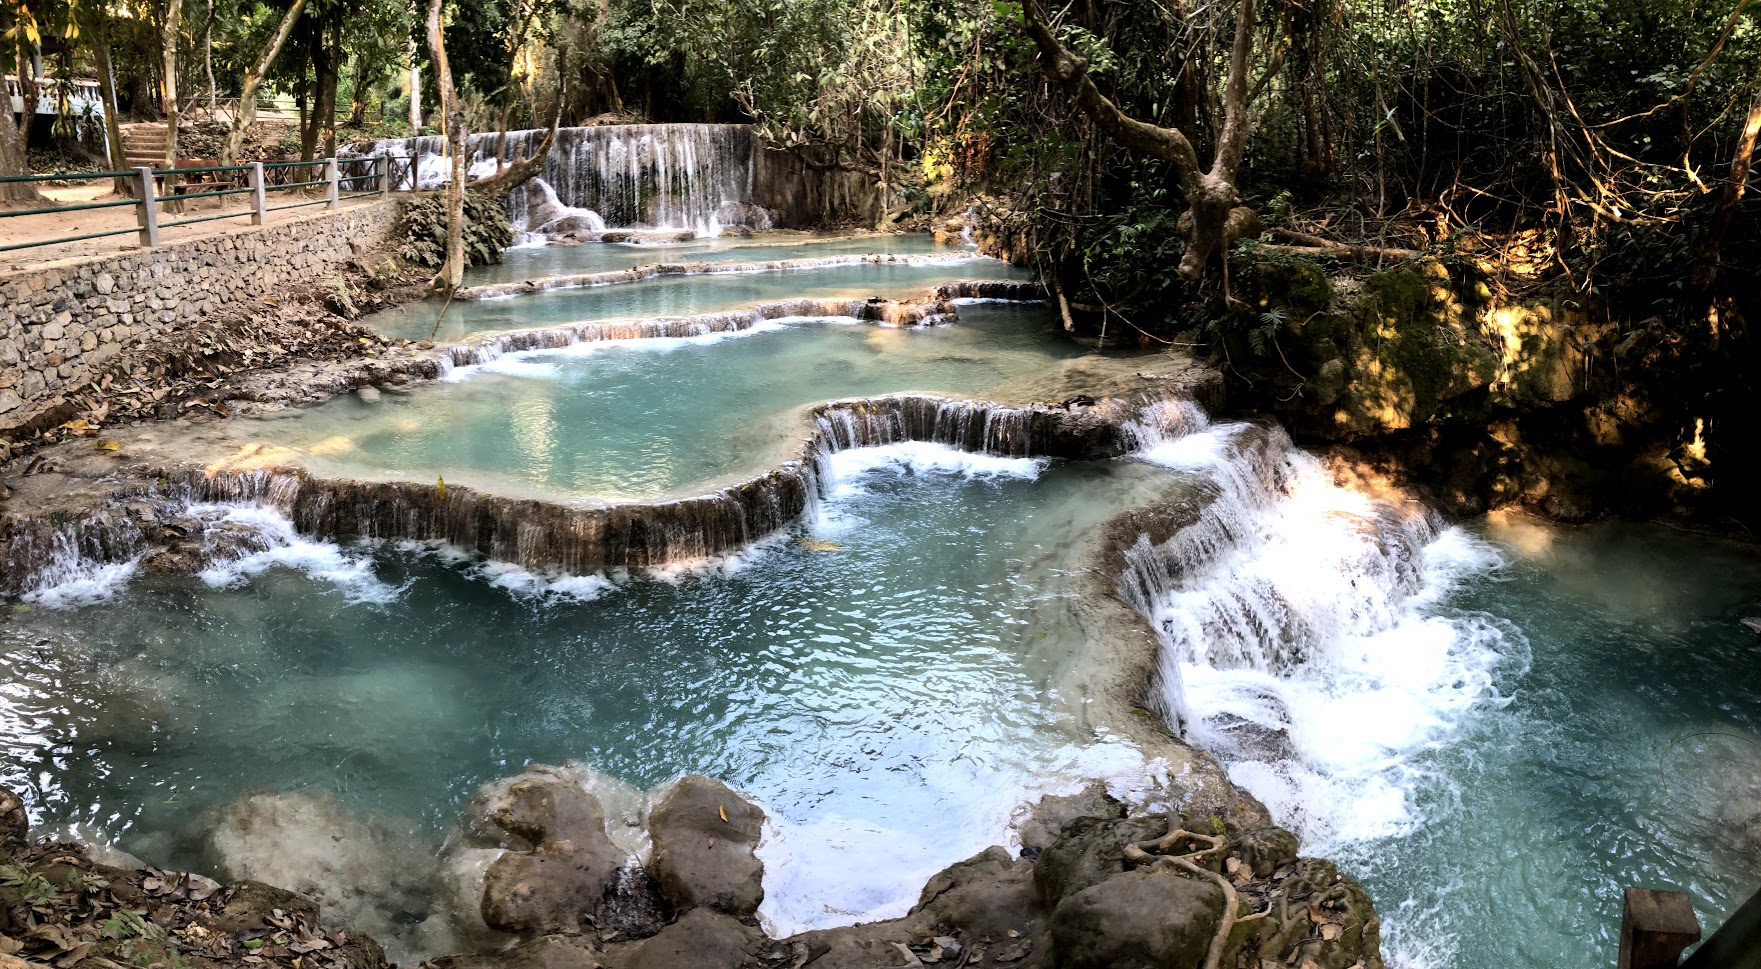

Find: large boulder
<box><xmin>198</xmin><ymin>790</ymin><xmax>438</xmax><ymax>961</ymax></box>
<box><xmin>1016</xmin><ymin>782</ymin><xmax>1121</xmax><ymax>858</ymax></box>
<box><xmin>1033</xmin><ymin>814</ymin><xmax>1168</xmax><ymax>908</ymax></box>
<box><xmin>477</xmin><ymin>772</ymin><xmax>630</xmax><ymax>936</ymax></box>
<box><xmin>618</xmin><ymin>908</ymin><xmax>763</xmax><ymax>969</ymax></box>
<box><xmin>912</xmin><ymin>846</ymin><xmax>1038</xmax><ymax>942</ymax></box>
<box><xmin>646</xmin><ymin>776</ymin><xmax>766</xmax><ymax>918</ymax></box>
<box><xmin>1048</xmin><ymin>866</ymin><xmax>1224</xmax><ymax>969</ymax></box>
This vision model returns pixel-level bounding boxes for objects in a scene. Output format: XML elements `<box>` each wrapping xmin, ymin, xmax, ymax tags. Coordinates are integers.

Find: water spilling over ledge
<box><xmin>455</xmin><ymin>253</ymin><xmax>1028</xmax><ymax>300</ymax></box>
<box><xmin>363</xmin><ymin>125</ymin><xmax>760</xmax><ymax>236</ymax></box>
<box><xmin>0</xmin><ymin>355</ymin><xmax>1223</xmax><ymax>596</ymax></box>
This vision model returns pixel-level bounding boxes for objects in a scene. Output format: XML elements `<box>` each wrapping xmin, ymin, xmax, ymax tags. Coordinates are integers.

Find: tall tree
<box><xmin>426</xmin><ymin>0</ymin><xmax>466</xmax><ymax>292</ymax></box>
<box><xmin>82</xmin><ymin>3</ymin><xmax>132</xmax><ymax>194</ymax></box>
<box><xmin>0</xmin><ymin>1</ymin><xmax>40</xmax><ymax>202</ymax></box>
<box><xmin>1018</xmin><ymin>0</ymin><xmax>1264</xmax><ymax>281</ymax></box>
<box><xmin>160</xmin><ymin>0</ymin><xmax>181</xmax><ymax>165</ymax></box>
<box><xmin>220</xmin><ymin>0</ymin><xmax>308</xmax><ymax>165</ymax></box>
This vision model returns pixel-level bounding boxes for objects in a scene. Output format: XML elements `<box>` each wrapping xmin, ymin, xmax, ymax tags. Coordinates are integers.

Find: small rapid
<box><xmin>1114</xmin><ymin>408</ymin><xmax>1512</xmax><ymax>844</ymax></box>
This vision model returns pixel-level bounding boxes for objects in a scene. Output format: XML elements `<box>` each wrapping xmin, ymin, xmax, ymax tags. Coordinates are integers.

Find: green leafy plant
<box><xmin>0</xmin><ymin>863</ymin><xmax>57</xmax><ymax>906</ymax></box>
<box><xmin>398</xmin><ymin>191</ymin><xmax>516</xmax><ymax>270</ymax></box>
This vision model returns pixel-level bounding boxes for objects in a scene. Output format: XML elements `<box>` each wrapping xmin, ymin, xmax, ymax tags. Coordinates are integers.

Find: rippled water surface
<box><xmin>259</xmin><ymin>303</ymin><xmax>1081</xmax><ymax>498</ymax></box>
<box><xmin>0</xmin><ymin>452</ymin><xmax>1177</xmax><ymax>948</ymax></box>
<box><xmin>373</xmin><ymin>246</ymin><xmax>1016</xmax><ymax>344</ymax></box>
<box><xmin>1347</xmin><ymin>516</ymin><xmax>1761</xmax><ymax>968</ymax></box>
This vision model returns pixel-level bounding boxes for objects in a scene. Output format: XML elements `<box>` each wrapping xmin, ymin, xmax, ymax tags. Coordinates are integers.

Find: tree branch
<box><xmin>1019</xmin><ymin>0</ymin><xmax>1203</xmax><ymax>194</ymax></box>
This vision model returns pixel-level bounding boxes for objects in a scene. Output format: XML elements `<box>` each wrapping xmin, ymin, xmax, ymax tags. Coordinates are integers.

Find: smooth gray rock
<box><xmin>646</xmin><ymin>775</ymin><xmax>765</xmax><ymax>918</ymax></box>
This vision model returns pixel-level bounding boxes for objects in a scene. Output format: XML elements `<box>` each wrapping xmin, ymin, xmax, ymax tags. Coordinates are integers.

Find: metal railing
<box><xmin>0</xmin><ymin>155</ymin><xmax>411</xmax><ymax>255</ymax></box>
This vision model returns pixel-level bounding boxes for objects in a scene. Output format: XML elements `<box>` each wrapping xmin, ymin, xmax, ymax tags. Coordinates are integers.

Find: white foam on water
<box><xmin>1128</xmin><ymin>418</ymin><xmax>1518</xmax><ymax>856</ymax></box>
<box><xmin>754</xmin><ymin>736</ymin><xmax>1151</xmax><ymax>938</ymax></box>
<box><xmin>549</xmin><ymin>318</ymin><xmax>807</xmax><ymax>357</ymax></box>
<box><xmin>193</xmin><ymin>505</ymin><xmax>405</xmax><ymax>605</ymax></box>
<box><xmin>20</xmin><ymin>550</ymin><xmax>143</xmax><ymax>608</ymax></box>
<box><xmin>469</xmin><ymin>559</ymin><xmax>617</xmax><ymax>603</ymax></box>
<box><xmin>469</xmin><ymin>356</ymin><xmax>563</xmax><ymax>380</ymax></box>
<box><xmin>822</xmin><ymin>441</ymin><xmax>1048</xmax><ymax>501</ymax></box>
<box><xmin>440</xmin><ymin>319</ymin><xmax>812</xmax><ymax>383</ymax></box>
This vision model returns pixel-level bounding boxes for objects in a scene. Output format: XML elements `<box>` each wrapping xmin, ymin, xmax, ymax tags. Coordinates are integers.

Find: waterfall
<box><xmin>364</xmin><ymin>124</ymin><xmax>761</xmax><ymax>237</ymax></box>
<box><xmin>1114</xmin><ymin>408</ymin><xmax>1511</xmax><ymax>850</ymax></box>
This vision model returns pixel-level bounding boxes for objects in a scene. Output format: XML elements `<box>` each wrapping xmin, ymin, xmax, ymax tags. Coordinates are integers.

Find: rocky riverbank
<box><xmin>0</xmin><ymin>762</ymin><xmax>1383</xmax><ymax>969</ymax></box>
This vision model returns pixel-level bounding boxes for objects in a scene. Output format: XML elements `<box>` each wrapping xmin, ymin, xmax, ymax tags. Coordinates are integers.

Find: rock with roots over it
<box><xmin>645</xmin><ymin>775</ymin><xmax>766</xmax><ymax>918</ymax></box>
<box><xmin>476</xmin><ymin>772</ymin><xmax>632</xmax><ymax>936</ymax></box>
<box><xmin>1033</xmin><ymin>814</ymin><xmax>1171</xmax><ymax>908</ymax></box>
<box><xmin>1234</xmin><ymin>826</ymin><xmax>1300</xmax><ymax>878</ymax></box>
<box><xmin>1048</xmin><ymin>865</ymin><xmax>1225</xmax><ymax>969</ymax></box>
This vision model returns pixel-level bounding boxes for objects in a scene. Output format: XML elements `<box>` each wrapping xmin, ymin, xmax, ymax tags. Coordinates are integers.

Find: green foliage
<box><xmin>398</xmin><ymin>190</ymin><xmax>515</xmax><ymax>269</ymax></box>
<box><xmin>0</xmin><ymin>863</ymin><xmax>57</xmax><ymax>906</ymax></box>
<box><xmin>99</xmin><ymin>909</ymin><xmax>186</xmax><ymax>969</ymax></box>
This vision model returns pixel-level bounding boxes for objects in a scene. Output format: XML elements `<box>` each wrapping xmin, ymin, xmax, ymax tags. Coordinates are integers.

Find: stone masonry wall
<box><xmin>0</xmin><ymin>199</ymin><xmax>401</xmax><ymax>432</ymax></box>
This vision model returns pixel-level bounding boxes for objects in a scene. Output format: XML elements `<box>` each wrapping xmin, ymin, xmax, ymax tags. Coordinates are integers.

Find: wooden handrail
<box><xmin>1622</xmin><ymin>885</ymin><xmax>1761</xmax><ymax>969</ymax></box>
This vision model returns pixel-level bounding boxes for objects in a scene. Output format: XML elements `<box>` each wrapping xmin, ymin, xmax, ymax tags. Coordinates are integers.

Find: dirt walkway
<box><xmin>0</xmin><ymin>187</ymin><xmax>385</xmax><ymax>271</ymax></box>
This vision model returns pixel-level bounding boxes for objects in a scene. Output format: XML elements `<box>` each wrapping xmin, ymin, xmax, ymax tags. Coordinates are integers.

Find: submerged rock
<box><xmin>646</xmin><ymin>775</ymin><xmax>766</xmax><ymax>918</ymax></box>
<box><xmin>197</xmin><ymin>790</ymin><xmax>439</xmax><ymax>963</ymax></box>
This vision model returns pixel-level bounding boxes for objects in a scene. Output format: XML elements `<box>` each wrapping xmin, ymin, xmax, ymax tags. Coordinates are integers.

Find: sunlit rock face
<box><xmin>1205</xmin><ymin>255</ymin><xmax>1738</xmax><ymax>520</ymax></box>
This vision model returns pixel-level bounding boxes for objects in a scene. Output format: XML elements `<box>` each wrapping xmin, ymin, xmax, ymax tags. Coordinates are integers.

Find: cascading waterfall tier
<box><xmin>457</xmin><ymin>253</ymin><xmax>1014</xmax><ymax>301</ymax></box>
<box><xmin>2</xmin><ymin>379</ymin><xmax>1220</xmax><ymax>597</ymax></box>
<box><xmin>1109</xmin><ymin>409</ymin><xmax>1443</xmax><ymax>735</ymax></box>
<box><xmin>364</xmin><ymin>124</ymin><xmax>760</xmax><ymax>236</ymax></box>
<box><xmin>436</xmin><ymin>297</ymin><xmax>960</xmax><ymax>373</ymax></box>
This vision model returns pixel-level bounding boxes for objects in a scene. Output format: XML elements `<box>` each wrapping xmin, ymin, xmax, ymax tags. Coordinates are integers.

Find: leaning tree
<box><xmin>1017</xmin><ymin>0</ymin><xmax>1267</xmax><ymax>281</ymax></box>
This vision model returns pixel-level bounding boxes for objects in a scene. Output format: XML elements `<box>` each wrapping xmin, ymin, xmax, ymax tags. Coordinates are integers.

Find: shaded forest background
<box><xmin>3</xmin><ymin>0</ymin><xmax>1758</xmax><ymax>520</ymax></box>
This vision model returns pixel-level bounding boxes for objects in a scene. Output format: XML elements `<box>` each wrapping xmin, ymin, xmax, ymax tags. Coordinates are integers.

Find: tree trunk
<box><xmin>348</xmin><ymin>51</ymin><xmax>366</xmax><ymax>124</ymax></box>
<box><xmin>16</xmin><ymin>38</ymin><xmax>39</xmax><ymax>124</ymax></box>
<box><xmin>161</xmin><ymin>0</ymin><xmax>181</xmax><ymax>166</ymax></box>
<box><xmin>300</xmin><ymin>25</ymin><xmax>326</xmax><ymax>161</ymax></box>
<box><xmin>221</xmin><ymin>0</ymin><xmax>307</xmax><ymax>165</ymax></box>
<box><xmin>408</xmin><ymin>61</ymin><xmax>422</xmax><ymax>130</ymax></box>
<box><xmin>204</xmin><ymin>0</ymin><xmax>217</xmax><ymax>114</ymax></box>
<box><xmin>427</xmin><ymin>0</ymin><xmax>467</xmax><ymax>292</ymax></box>
<box><xmin>0</xmin><ymin>98</ymin><xmax>37</xmax><ymax>203</ymax></box>
<box><xmin>1020</xmin><ymin>0</ymin><xmax>1261</xmax><ymax>280</ymax></box>
<box><xmin>1690</xmin><ymin>80</ymin><xmax>1761</xmax><ymax>293</ymax></box>
<box><xmin>469</xmin><ymin>105</ymin><xmax>559</xmax><ymax>196</ymax></box>
<box><xmin>319</xmin><ymin>18</ymin><xmax>341</xmax><ymax>157</ymax></box>
<box><xmin>0</xmin><ymin>6</ymin><xmax>39</xmax><ymax>202</ymax></box>
<box><xmin>89</xmin><ymin>9</ymin><xmax>132</xmax><ymax>195</ymax></box>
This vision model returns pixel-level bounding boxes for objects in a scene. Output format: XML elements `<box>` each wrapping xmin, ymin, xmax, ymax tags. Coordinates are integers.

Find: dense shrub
<box><xmin>397</xmin><ymin>190</ymin><xmax>514</xmax><ymax>269</ymax></box>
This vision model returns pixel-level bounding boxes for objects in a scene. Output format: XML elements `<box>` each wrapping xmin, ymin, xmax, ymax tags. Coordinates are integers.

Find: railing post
<box><xmin>248</xmin><ymin>162</ymin><xmax>266</xmax><ymax>225</ymax></box>
<box><xmin>325</xmin><ymin>157</ymin><xmax>340</xmax><ymax>211</ymax></box>
<box><xmin>1620</xmin><ymin>889</ymin><xmax>1701</xmax><ymax>969</ymax></box>
<box><xmin>133</xmin><ymin>166</ymin><xmax>160</xmax><ymax>247</ymax></box>
<box><xmin>378</xmin><ymin>156</ymin><xmax>390</xmax><ymax>197</ymax></box>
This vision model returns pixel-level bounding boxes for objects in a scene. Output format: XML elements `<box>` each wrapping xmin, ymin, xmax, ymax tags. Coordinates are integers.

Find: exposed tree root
<box><xmin>1267</xmin><ymin>228</ymin><xmax>1421</xmax><ymax>264</ymax></box>
<box><xmin>1122</xmin><ymin>829</ymin><xmax>1238</xmax><ymax>969</ymax></box>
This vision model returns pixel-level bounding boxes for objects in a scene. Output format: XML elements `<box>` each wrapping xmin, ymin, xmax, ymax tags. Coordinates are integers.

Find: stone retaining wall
<box><xmin>0</xmin><ymin>199</ymin><xmax>402</xmax><ymax>431</ymax></box>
